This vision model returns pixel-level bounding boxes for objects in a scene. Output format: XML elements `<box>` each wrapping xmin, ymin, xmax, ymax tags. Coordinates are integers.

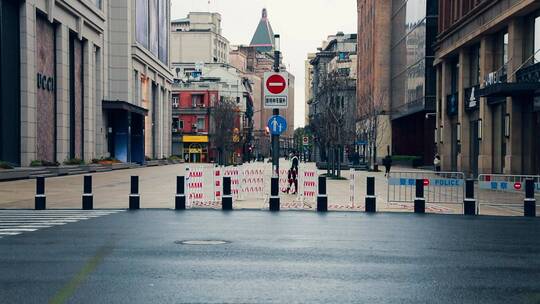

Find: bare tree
<box><xmin>212</xmin><ymin>98</ymin><xmax>238</xmax><ymax>166</ymax></box>
<box><xmin>311</xmin><ymin>72</ymin><xmax>356</xmax><ymax>177</ymax></box>
<box><xmin>357</xmin><ymin>88</ymin><xmax>391</xmax><ymax>171</ymax></box>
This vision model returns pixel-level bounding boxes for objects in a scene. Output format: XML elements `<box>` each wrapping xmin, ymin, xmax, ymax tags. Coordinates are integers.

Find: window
<box><xmin>172</xmin><ymin>95</ymin><xmax>179</xmax><ymax>108</ymax></box>
<box><xmin>535</xmin><ymin>16</ymin><xmax>540</xmax><ymax>63</ymax></box>
<box><xmin>179</xmin><ymin>120</ymin><xmax>184</xmax><ymax>129</ymax></box>
<box><xmin>197</xmin><ymin>118</ymin><xmax>205</xmax><ymax>131</ymax></box>
<box><xmin>450</xmin><ymin>57</ymin><xmax>459</xmax><ymax>93</ymax></box>
<box><xmin>191</xmin><ymin>94</ymin><xmax>203</xmax><ymax>107</ymax></box>
<box><xmin>91</xmin><ymin>0</ymin><xmax>102</xmax><ymax>9</ymax></box>
<box><xmin>172</xmin><ymin>118</ymin><xmax>179</xmax><ymax>131</ymax></box>
<box><xmin>469</xmin><ymin>45</ymin><xmax>480</xmax><ymax>86</ymax></box>
<box><xmin>503</xmin><ymin>32</ymin><xmax>509</xmax><ymax>66</ymax></box>
<box><xmin>134</xmin><ymin>71</ymin><xmax>140</xmax><ymax>106</ymax></box>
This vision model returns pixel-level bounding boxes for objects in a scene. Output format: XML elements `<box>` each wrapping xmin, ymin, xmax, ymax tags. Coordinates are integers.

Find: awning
<box><xmin>478</xmin><ymin>83</ymin><xmax>540</xmax><ymax>98</ymax></box>
<box><xmin>102</xmin><ymin>100</ymin><xmax>149</xmax><ymax>116</ymax></box>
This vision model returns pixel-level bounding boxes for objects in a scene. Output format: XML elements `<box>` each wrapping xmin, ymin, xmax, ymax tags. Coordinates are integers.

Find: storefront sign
<box><xmin>183</xmin><ymin>135</ymin><xmax>209</xmax><ymax>143</ymax></box>
<box><xmin>189</xmin><ymin>148</ymin><xmax>202</xmax><ymax>153</ymax></box>
<box><xmin>37</xmin><ymin>73</ymin><xmax>55</xmax><ymax>92</ymax></box>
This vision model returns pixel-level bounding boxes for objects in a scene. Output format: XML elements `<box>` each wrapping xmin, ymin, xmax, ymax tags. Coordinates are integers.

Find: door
<box><xmin>451</xmin><ymin>122</ymin><xmax>458</xmax><ymax>172</ymax></box>
<box><xmin>533</xmin><ymin>111</ymin><xmax>540</xmax><ymax>175</ymax></box>
<box><xmin>469</xmin><ymin>120</ymin><xmax>479</xmax><ymax>177</ymax></box>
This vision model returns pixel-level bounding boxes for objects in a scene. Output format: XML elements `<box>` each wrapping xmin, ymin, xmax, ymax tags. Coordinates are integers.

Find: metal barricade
<box><xmin>477</xmin><ymin>174</ymin><xmax>540</xmax><ymax>215</ymax></box>
<box><xmin>186</xmin><ymin>165</ymin><xmax>218</xmax><ymax>208</ymax></box>
<box><xmin>387</xmin><ymin>171</ymin><xmax>465</xmax><ymax>212</ymax></box>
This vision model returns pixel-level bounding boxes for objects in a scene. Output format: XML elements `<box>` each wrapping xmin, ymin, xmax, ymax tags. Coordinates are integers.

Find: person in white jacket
<box><xmin>434</xmin><ymin>154</ymin><xmax>441</xmax><ymax>172</ymax></box>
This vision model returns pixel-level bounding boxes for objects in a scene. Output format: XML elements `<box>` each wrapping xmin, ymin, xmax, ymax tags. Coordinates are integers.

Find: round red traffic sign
<box><xmin>423</xmin><ymin>179</ymin><xmax>430</xmax><ymax>186</ymax></box>
<box><xmin>514</xmin><ymin>182</ymin><xmax>522</xmax><ymax>190</ymax></box>
<box><xmin>266</xmin><ymin>74</ymin><xmax>287</xmax><ymax>95</ymax></box>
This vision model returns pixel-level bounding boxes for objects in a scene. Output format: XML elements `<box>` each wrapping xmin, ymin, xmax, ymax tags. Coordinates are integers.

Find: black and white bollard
<box><xmin>365</xmin><ymin>176</ymin><xmax>376</xmax><ymax>213</ymax></box>
<box><xmin>463</xmin><ymin>179</ymin><xmax>476</xmax><ymax>215</ymax></box>
<box><xmin>317</xmin><ymin>175</ymin><xmax>328</xmax><ymax>212</ymax></box>
<box><xmin>269</xmin><ymin>176</ymin><xmax>280</xmax><ymax>211</ymax></box>
<box><xmin>129</xmin><ymin>176</ymin><xmax>140</xmax><ymax>210</ymax></box>
<box><xmin>35</xmin><ymin>176</ymin><xmax>46</xmax><ymax>210</ymax></box>
<box><xmin>82</xmin><ymin>175</ymin><xmax>93</xmax><ymax>210</ymax></box>
<box><xmin>222</xmin><ymin>176</ymin><xmax>233</xmax><ymax>211</ymax></box>
<box><xmin>524</xmin><ymin>179</ymin><xmax>536</xmax><ymax>217</ymax></box>
<box><xmin>175</xmin><ymin>176</ymin><xmax>186</xmax><ymax>210</ymax></box>
<box><xmin>414</xmin><ymin>179</ymin><xmax>425</xmax><ymax>214</ymax></box>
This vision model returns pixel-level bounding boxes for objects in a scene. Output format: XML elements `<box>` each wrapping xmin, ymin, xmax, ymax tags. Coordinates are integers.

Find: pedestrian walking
<box><xmin>382</xmin><ymin>154</ymin><xmax>392</xmax><ymax>177</ymax></box>
<box><xmin>282</xmin><ymin>152</ymin><xmax>299</xmax><ymax>194</ymax></box>
<box><xmin>434</xmin><ymin>154</ymin><xmax>441</xmax><ymax>172</ymax></box>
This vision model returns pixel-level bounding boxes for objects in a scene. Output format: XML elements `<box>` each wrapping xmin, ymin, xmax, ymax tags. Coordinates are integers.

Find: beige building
<box><xmin>0</xmin><ymin>0</ymin><xmax>173</xmax><ymax>166</ymax></box>
<box><xmin>305</xmin><ymin>53</ymin><xmax>316</xmax><ymax>126</ymax></box>
<box><xmin>170</xmin><ymin>12</ymin><xmax>229</xmax><ymax>64</ymax></box>
<box><xmin>435</xmin><ymin>0</ymin><xmax>540</xmax><ymax>176</ymax></box>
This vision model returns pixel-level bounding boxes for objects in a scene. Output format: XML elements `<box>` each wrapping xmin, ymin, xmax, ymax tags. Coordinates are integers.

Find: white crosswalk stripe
<box><xmin>0</xmin><ymin>210</ymin><xmax>124</xmax><ymax>239</ymax></box>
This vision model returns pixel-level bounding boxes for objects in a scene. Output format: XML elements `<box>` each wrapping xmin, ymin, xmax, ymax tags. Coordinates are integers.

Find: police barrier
<box><xmin>387</xmin><ymin>171</ymin><xmax>464</xmax><ymax>212</ymax></box>
<box><xmin>477</xmin><ymin>174</ymin><xmax>540</xmax><ymax>215</ymax></box>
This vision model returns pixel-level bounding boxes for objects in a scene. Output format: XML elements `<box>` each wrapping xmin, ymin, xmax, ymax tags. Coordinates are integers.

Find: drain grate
<box><xmin>175</xmin><ymin>240</ymin><xmax>230</xmax><ymax>245</ymax></box>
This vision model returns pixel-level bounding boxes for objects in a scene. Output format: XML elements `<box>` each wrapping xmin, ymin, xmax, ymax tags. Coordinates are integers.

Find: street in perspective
<box><xmin>0</xmin><ymin>0</ymin><xmax>539</xmax><ymax>303</ymax></box>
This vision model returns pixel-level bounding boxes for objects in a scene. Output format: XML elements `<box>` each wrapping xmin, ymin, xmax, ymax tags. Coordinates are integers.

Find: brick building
<box><xmin>356</xmin><ymin>0</ymin><xmax>393</xmax><ymax>164</ymax></box>
<box><xmin>356</xmin><ymin>0</ymin><xmax>438</xmax><ymax>166</ymax></box>
<box><xmin>435</xmin><ymin>0</ymin><xmax>540</xmax><ymax>176</ymax></box>
<box><xmin>229</xmin><ymin>9</ymin><xmax>296</xmax><ymax>157</ymax></box>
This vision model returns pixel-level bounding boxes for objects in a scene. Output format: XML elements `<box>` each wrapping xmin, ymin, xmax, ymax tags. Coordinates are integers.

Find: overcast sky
<box><xmin>171</xmin><ymin>0</ymin><xmax>357</xmax><ymax>129</ymax></box>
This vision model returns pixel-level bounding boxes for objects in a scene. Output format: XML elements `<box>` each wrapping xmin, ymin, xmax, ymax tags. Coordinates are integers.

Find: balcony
<box><xmin>479</xmin><ymin>63</ymin><xmax>540</xmax><ymax>99</ymax></box>
<box><xmin>516</xmin><ymin>62</ymin><xmax>540</xmax><ymax>84</ymax></box>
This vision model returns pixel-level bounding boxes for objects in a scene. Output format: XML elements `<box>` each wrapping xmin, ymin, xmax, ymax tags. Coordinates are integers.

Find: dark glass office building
<box><xmin>390</xmin><ymin>0</ymin><xmax>438</xmax><ymax>164</ymax></box>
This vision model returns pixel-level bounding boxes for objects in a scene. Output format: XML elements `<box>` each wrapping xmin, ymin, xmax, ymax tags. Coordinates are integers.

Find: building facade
<box><xmin>390</xmin><ymin>0</ymin><xmax>438</xmax><ymax>164</ymax></box>
<box><xmin>309</xmin><ymin>33</ymin><xmax>358</xmax><ymax>165</ymax></box>
<box><xmin>305</xmin><ymin>53</ymin><xmax>315</xmax><ymax>126</ymax></box>
<box><xmin>0</xmin><ymin>0</ymin><xmax>172</xmax><ymax>166</ymax></box>
<box><xmin>356</xmin><ymin>0</ymin><xmax>438</xmax><ymax>166</ymax></box>
<box><xmin>356</xmin><ymin>0</ymin><xmax>393</xmax><ymax>164</ymax></box>
<box><xmin>435</xmin><ymin>0</ymin><xmax>540</xmax><ymax>176</ymax></box>
<box><xmin>170</xmin><ymin>12</ymin><xmax>229</xmax><ymax>64</ymax></box>
<box><xmin>228</xmin><ymin>9</ymin><xmax>296</xmax><ymax>157</ymax></box>
<box><xmin>171</xmin><ymin>63</ymin><xmax>254</xmax><ymax>164</ymax></box>
<box><xmin>107</xmin><ymin>0</ymin><xmax>173</xmax><ymax>163</ymax></box>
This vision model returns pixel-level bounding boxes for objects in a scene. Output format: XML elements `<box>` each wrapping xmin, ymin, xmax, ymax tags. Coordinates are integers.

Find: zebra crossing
<box><xmin>0</xmin><ymin>210</ymin><xmax>124</xmax><ymax>238</ymax></box>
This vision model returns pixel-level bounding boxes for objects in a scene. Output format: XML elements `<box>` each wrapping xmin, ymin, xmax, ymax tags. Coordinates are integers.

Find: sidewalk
<box><xmin>0</xmin><ymin>161</ymin><xmax>535</xmax><ymax>217</ymax></box>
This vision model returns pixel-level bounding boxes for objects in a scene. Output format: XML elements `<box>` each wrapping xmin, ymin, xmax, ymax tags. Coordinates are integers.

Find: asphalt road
<box><xmin>1</xmin><ymin>210</ymin><xmax>540</xmax><ymax>303</ymax></box>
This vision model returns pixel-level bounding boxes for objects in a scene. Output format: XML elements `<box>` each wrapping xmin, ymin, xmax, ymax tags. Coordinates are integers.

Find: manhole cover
<box><xmin>175</xmin><ymin>240</ymin><xmax>230</xmax><ymax>245</ymax></box>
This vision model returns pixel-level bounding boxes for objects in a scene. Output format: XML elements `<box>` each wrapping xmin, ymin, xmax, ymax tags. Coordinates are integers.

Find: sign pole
<box><xmin>272</xmin><ymin>34</ymin><xmax>281</xmax><ymax>177</ymax></box>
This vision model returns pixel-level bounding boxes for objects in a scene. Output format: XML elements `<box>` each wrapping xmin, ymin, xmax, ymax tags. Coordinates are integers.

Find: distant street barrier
<box><xmin>387</xmin><ymin>171</ymin><xmax>464</xmax><ymax>212</ymax></box>
<box><xmin>478</xmin><ymin>174</ymin><xmax>540</xmax><ymax>216</ymax></box>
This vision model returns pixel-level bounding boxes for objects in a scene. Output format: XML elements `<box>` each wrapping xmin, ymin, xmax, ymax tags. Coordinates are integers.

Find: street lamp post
<box><xmin>272</xmin><ymin>34</ymin><xmax>281</xmax><ymax>177</ymax></box>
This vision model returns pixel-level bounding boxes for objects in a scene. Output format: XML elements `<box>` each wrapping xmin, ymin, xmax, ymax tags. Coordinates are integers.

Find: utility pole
<box><xmin>271</xmin><ymin>34</ymin><xmax>281</xmax><ymax>177</ymax></box>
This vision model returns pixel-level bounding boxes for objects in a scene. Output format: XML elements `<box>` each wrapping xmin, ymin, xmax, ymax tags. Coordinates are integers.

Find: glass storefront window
<box><xmin>469</xmin><ymin>45</ymin><xmax>480</xmax><ymax>86</ymax></box>
<box><xmin>535</xmin><ymin>16</ymin><xmax>540</xmax><ymax>63</ymax></box>
<box><xmin>503</xmin><ymin>32</ymin><xmax>509</xmax><ymax>65</ymax></box>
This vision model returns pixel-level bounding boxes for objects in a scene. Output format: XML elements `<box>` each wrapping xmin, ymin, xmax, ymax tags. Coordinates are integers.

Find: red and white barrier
<box><xmin>300</xmin><ymin>167</ymin><xmax>317</xmax><ymax>203</ymax></box>
<box><xmin>241</xmin><ymin>165</ymin><xmax>267</xmax><ymax>199</ymax></box>
<box><xmin>349</xmin><ymin>169</ymin><xmax>356</xmax><ymax>209</ymax></box>
<box><xmin>186</xmin><ymin>166</ymin><xmax>205</xmax><ymax>207</ymax></box>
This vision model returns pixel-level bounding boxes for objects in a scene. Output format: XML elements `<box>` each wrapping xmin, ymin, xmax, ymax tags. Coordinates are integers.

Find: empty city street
<box><xmin>1</xmin><ymin>210</ymin><xmax>539</xmax><ymax>303</ymax></box>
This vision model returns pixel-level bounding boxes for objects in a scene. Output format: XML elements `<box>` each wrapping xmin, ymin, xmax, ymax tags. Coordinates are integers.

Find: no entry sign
<box><xmin>264</xmin><ymin>72</ymin><xmax>288</xmax><ymax>109</ymax></box>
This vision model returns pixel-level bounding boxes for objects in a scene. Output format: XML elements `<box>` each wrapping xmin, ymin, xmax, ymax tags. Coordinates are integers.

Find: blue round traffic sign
<box><xmin>267</xmin><ymin>115</ymin><xmax>287</xmax><ymax>135</ymax></box>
